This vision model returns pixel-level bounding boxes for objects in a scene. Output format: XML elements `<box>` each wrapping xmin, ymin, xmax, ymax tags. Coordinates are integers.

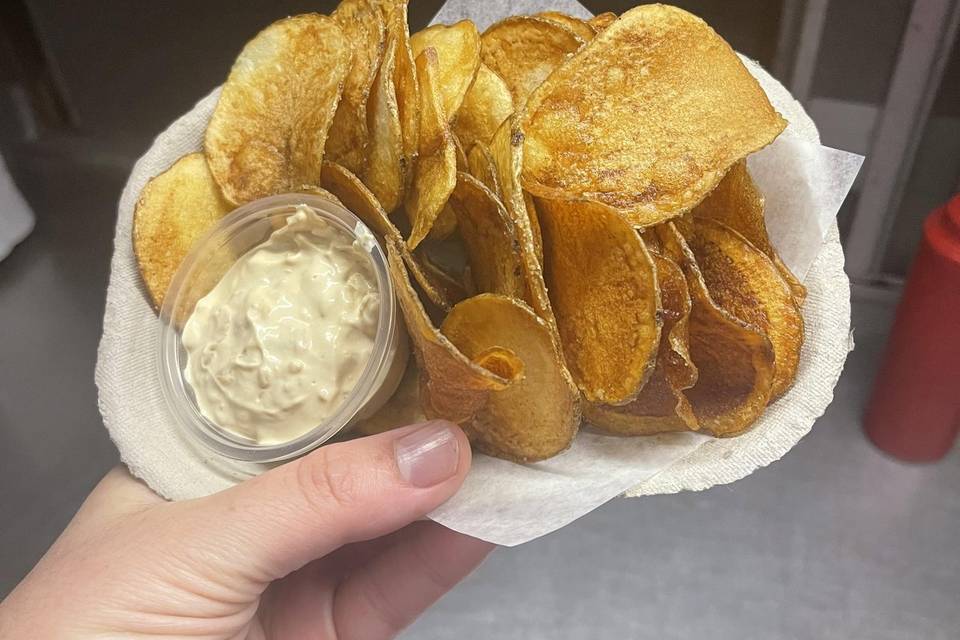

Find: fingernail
<box><xmin>394</xmin><ymin>421</ymin><xmax>460</xmax><ymax>487</ymax></box>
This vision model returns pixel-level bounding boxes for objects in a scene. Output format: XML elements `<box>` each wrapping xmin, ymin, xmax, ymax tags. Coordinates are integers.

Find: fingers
<box><xmin>333</xmin><ymin>521</ymin><xmax>495</xmax><ymax>640</ymax></box>
<box><xmin>176</xmin><ymin>421</ymin><xmax>471</xmax><ymax>583</ymax></box>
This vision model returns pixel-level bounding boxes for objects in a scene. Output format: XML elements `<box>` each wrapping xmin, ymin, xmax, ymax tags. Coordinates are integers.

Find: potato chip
<box><xmin>466</xmin><ymin>141</ymin><xmax>503</xmax><ymax>198</ymax></box>
<box><xmin>327</xmin><ymin>0</ymin><xmax>387</xmax><ymax>175</ymax></box>
<box><xmin>656</xmin><ymin>223</ymin><xmax>775</xmax><ymax>437</ymax></box>
<box><xmin>454</xmin><ymin>63</ymin><xmax>515</xmax><ymax>149</ymax></box>
<box><xmin>480</xmin><ymin>16</ymin><xmax>583</xmax><ymax>106</ymax></box>
<box><xmin>521</xmin><ymin>5</ymin><xmax>786</xmax><ymax>226</ymax></box>
<box><xmin>588</xmin><ymin>11</ymin><xmax>617</xmax><ymax>31</ymax></box>
<box><xmin>410</xmin><ymin>20</ymin><xmax>481</xmax><ymax>121</ymax></box>
<box><xmin>536</xmin><ymin>11</ymin><xmax>596</xmax><ymax>42</ymax></box>
<box><xmin>448</xmin><ymin>172</ymin><xmax>526</xmax><ymax>299</ymax></box>
<box><xmin>405</xmin><ymin>47</ymin><xmax>457</xmax><ymax>250</ymax></box>
<box><xmin>415</xmin><ymin>248</ymin><xmax>468</xmax><ymax>309</ymax></box>
<box><xmin>537</xmin><ymin>196</ymin><xmax>661</xmax><ymax>404</ymax></box>
<box><xmin>134</xmin><ymin>153</ymin><xmax>232</xmax><ymax>308</ymax></box>
<box><xmin>489</xmin><ymin>117</ymin><xmax>558</xmax><ymax>334</ymax></box>
<box><xmin>363</xmin><ymin>25</ymin><xmax>404</xmax><ymax>213</ymax></box>
<box><xmin>523</xmin><ymin>190</ymin><xmax>545</xmax><ymax>265</ymax></box>
<box><xmin>584</xmin><ymin>251</ymin><xmax>699</xmax><ymax>435</ymax></box>
<box><xmin>430</xmin><ymin>203</ymin><xmax>459</xmax><ymax>240</ymax></box>
<box><xmin>386</xmin><ymin>1</ymin><xmax>419</xmax><ymax>186</ymax></box>
<box><xmin>441</xmin><ymin>294</ymin><xmax>581</xmax><ymax>461</ymax></box>
<box><xmin>386</xmin><ymin>236</ymin><xmax>517</xmax><ymax>423</ymax></box>
<box><xmin>693</xmin><ymin>160</ymin><xmax>806</xmax><ymax>303</ymax></box>
<box><xmin>205</xmin><ymin>15</ymin><xmax>351</xmax><ymax>205</ymax></box>
<box><xmin>353</xmin><ymin>357</ymin><xmax>424</xmax><ymax>436</ymax></box>
<box><xmin>684</xmin><ymin>218</ymin><xmax>803</xmax><ymax>399</ymax></box>
<box><xmin>452</xmin><ymin>133</ymin><xmax>469</xmax><ymax>171</ymax></box>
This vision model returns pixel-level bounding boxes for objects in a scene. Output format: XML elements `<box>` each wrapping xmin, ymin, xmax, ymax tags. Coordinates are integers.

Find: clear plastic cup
<box><xmin>158</xmin><ymin>193</ymin><xmax>408</xmax><ymax>463</ymax></box>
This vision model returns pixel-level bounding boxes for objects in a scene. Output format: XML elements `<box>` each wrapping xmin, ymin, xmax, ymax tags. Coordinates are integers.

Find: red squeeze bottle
<box><xmin>864</xmin><ymin>193</ymin><xmax>960</xmax><ymax>461</ymax></box>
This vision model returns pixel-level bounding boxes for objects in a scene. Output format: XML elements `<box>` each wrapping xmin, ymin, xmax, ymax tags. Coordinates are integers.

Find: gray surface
<box><xmin>2</xmin><ymin>151</ymin><xmax>958</xmax><ymax>637</ymax></box>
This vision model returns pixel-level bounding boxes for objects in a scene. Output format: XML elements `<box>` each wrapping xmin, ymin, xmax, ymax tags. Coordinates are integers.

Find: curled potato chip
<box><xmin>327</xmin><ymin>0</ymin><xmax>387</xmax><ymax>175</ymax></box>
<box><xmin>489</xmin><ymin>117</ymin><xmax>558</xmax><ymax>335</ymax></box>
<box><xmin>385</xmin><ymin>1</ymin><xmax>419</xmax><ymax>186</ymax></box>
<box><xmin>537</xmin><ymin>196</ymin><xmax>661</xmax><ymax>404</ymax></box>
<box><xmin>523</xmin><ymin>190</ymin><xmax>544</xmax><ymax>265</ymax></box>
<box><xmin>452</xmin><ymin>133</ymin><xmax>469</xmax><ymax>171</ymax></box>
<box><xmin>693</xmin><ymin>160</ymin><xmax>806</xmax><ymax>303</ymax></box>
<box><xmin>585</xmin><ymin>251</ymin><xmax>699</xmax><ymax>435</ymax></box>
<box><xmin>588</xmin><ymin>11</ymin><xmax>617</xmax><ymax>31</ymax></box>
<box><xmin>363</xmin><ymin>26</ymin><xmax>404</xmax><ymax>213</ymax></box>
<box><xmin>481</xmin><ymin>16</ymin><xmax>583</xmax><ymax>106</ymax></box>
<box><xmin>466</xmin><ymin>141</ymin><xmax>503</xmax><ymax>198</ymax></box>
<box><xmin>536</xmin><ymin>11</ymin><xmax>596</xmax><ymax>41</ymax></box>
<box><xmin>386</xmin><ymin>236</ymin><xmax>515</xmax><ymax>423</ymax></box>
<box><xmin>454</xmin><ymin>64</ymin><xmax>515</xmax><ymax>150</ymax></box>
<box><xmin>410</xmin><ymin>20</ymin><xmax>481</xmax><ymax>120</ymax></box>
<box><xmin>415</xmin><ymin>248</ymin><xmax>468</xmax><ymax>309</ymax></box>
<box><xmin>205</xmin><ymin>15</ymin><xmax>351</xmax><ymax>205</ymax></box>
<box><xmin>405</xmin><ymin>47</ymin><xmax>457</xmax><ymax>250</ymax></box>
<box><xmin>441</xmin><ymin>294</ymin><xmax>581</xmax><ymax>461</ymax></box>
<box><xmin>134</xmin><ymin>153</ymin><xmax>232</xmax><ymax>308</ymax></box>
<box><xmin>684</xmin><ymin>218</ymin><xmax>803</xmax><ymax>399</ymax></box>
<box><xmin>657</xmin><ymin>223</ymin><xmax>775</xmax><ymax>437</ymax></box>
<box><xmin>521</xmin><ymin>5</ymin><xmax>786</xmax><ymax>225</ymax></box>
<box><xmin>448</xmin><ymin>172</ymin><xmax>526</xmax><ymax>299</ymax></box>
<box><xmin>353</xmin><ymin>357</ymin><xmax>424</xmax><ymax>436</ymax></box>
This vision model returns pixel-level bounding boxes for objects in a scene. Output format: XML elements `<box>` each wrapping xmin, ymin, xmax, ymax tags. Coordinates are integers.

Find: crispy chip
<box><xmin>657</xmin><ymin>223</ymin><xmax>775</xmax><ymax>437</ymax></box>
<box><xmin>466</xmin><ymin>141</ymin><xmax>503</xmax><ymax>198</ymax></box>
<box><xmin>537</xmin><ymin>196</ymin><xmax>661</xmax><ymax>404</ymax></box>
<box><xmin>684</xmin><ymin>218</ymin><xmax>803</xmax><ymax>399</ymax></box>
<box><xmin>415</xmin><ymin>248</ymin><xmax>468</xmax><ymax>309</ymax></box>
<box><xmin>521</xmin><ymin>5</ymin><xmax>786</xmax><ymax>225</ymax></box>
<box><xmin>405</xmin><ymin>47</ymin><xmax>457</xmax><ymax>249</ymax></box>
<box><xmin>327</xmin><ymin>0</ymin><xmax>387</xmax><ymax>175</ymax></box>
<box><xmin>454</xmin><ymin>63</ymin><xmax>515</xmax><ymax>149</ymax></box>
<box><xmin>693</xmin><ymin>160</ymin><xmax>806</xmax><ymax>303</ymax></box>
<box><xmin>205</xmin><ymin>15</ymin><xmax>350</xmax><ymax>205</ymax></box>
<box><xmin>536</xmin><ymin>11</ymin><xmax>596</xmax><ymax>41</ymax></box>
<box><xmin>353</xmin><ymin>357</ymin><xmax>425</xmax><ymax>436</ymax></box>
<box><xmin>410</xmin><ymin>20</ymin><xmax>481</xmax><ymax>120</ymax></box>
<box><xmin>387</xmin><ymin>236</ymin><xmax>515</xmax><ymax>423</ymax></box>
<box><xmin>489</xmin><ymin>117</ymin><xmax>558</xmax><ymax>334</ymax></box>
<box><xmin>363</xmin><ymin>26</ymin><xmax>404</xmax><ymax>213</ymax></box>
<box><xmin>441</xmin><ymin>294</ymin><xmax>581</xmax><ymax>461</ymax></box>
<box><xmin>585</xmin><ymin>251</ymin><xmax>699</xmax><ymax>435</ymax></box>
<box><xmin>134</xmin><ymin>153</ymin><xmax>232</xmax><ymax>309</ymax></box>
<box><xmin>524</xmin><ymin>190</ymin><xmax>545</xmax><ymax>265</ymax></box>
<box><xmin>480</xmin><ymin>16</ymin><xmax>583</xmax><ymax>106</ymax></box>
<box><xmin>448</xmin><ymin>172</ymin><xmax>526</xmax><ymax>299</ymax></box>
<box><xmin>588</xmin><ymin>11</ymin><xmax>617</xmax><ymax>30</ymax></box>
<box><xmin>387</xmin><ymin>1</ymin><xmax>420</xmax><ymax>186</ymax></box>
<box><xmin>452</xmin><ymin>133</ymin><xmax>469</xmax><ymax>171</ymax></box>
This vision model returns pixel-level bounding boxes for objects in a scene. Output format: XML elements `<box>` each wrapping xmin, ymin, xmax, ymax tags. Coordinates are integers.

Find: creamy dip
<box><xmin>181</xmin><ymin>206</ymin><xmax>380</xmax><ymax>444</ymax></box>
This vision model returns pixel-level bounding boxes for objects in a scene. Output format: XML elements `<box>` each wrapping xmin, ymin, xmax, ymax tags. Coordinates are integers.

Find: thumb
<box><xmin>176</xmin><ymin>420</ymin><xmax>470</xmax><ymax>583</ymax></box>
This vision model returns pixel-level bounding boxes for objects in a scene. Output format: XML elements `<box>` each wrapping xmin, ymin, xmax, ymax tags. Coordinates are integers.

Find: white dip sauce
<box><xmin>181</xmin><ymin>206</ymin><xmax>380</xmax><ymax>444</ymax></box>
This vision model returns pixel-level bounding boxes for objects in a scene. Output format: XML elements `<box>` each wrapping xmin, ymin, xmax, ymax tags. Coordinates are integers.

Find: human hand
<box><xmin>0</xmin><ymin>421</ymin><xmax>492</xmax><ymax>639</ymax></box>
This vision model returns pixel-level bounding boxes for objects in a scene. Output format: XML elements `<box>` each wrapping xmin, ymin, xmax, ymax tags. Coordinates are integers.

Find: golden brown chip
<box><xmin>327</xmin><ymin>0</ymin><xmax>387</xmax><ymax>175</ymax></box>
<box><xmin>537</xmin><ymin>196</ymin><xmax>661</xmax><ymax>404</ymax></box>
<box><xmin>480</xmin><ymin>16</ymin><xmax>583</xmax><ymax>106</ymax></box>
<box><xmin>521</xmin><ymin>5</ymin><xmax>786</xmax><ymax>226</ymax></box>
<box><xmin>387</xmin><ymin>1</ymin><xmax>420</xmax><ymax>187</ymax></box>
<box><xmin>536</xmin><ymin>11</ymin><xmax>596</xmax><ymax>42</ymax></box>
<box><xmin>405</xmin><ymin>47</ymin><xmax>457</xmax><ymax>249</ymax></box>
<box><xmin>683</xmin><ymin>218</ymin><xmax>803</xmax><ymax>399</ymax></box>
<box><xmin>452</xmin><ymin>133</ymin><xmax>469</xmax><ymax>171</ymax></box>
<box><xmin>584</xmin><ymin>251</ymin><xmax>699</xmax><ymax>435</ymax></box>
<box><xmin>363</xmin><ymin>26</ymin><xmax>404</xmax><ymax>213</ymax></box>
<box><xmin>587</xmin><ymin>11</ymin><xmax>617</xmax><ymax>30</ymax></box>
<box><xmin>415</xmin><ymin>248</ymin><xmax>468</xmax><ymax>309</ymax></box>
<box><xmin>454</xmin><ymin>64</ymin><xmax>515</xmax><ymax>149</ymax></box>
<box><xmin>410</xmin><ymin>20</ymin><xmax>481</xmax><ymax>120</ymax></box>
<box><xmin>441</xmin><ymin>294</ymin><xmax>581</xmax><ymax>461</ymax></box>
<box><xmin>523</xmin><ymin>190</ymin><xmax>545</xmax><ymax>266</ymax></box>
<box><xmin>489</xmin><ymin>117</ymin><xmax>558</xmax><ymax>335</ymax></box>
<box><xmin>133</xmin><ymin>153</ymin><xmax>232</xmax><ymax>309</ymax></box>
<box><xmin>693</xmin><ymin>160</ymin><xmax>806</xmax><ymax>303</ymax></box>
<box><xmin>656</xmin><ymin>223</ymin><xmax>775</xmax><ymax>437</ymax></box>
<box><xmin>466</xmin><ymin>141</ymin><xmax>503</xmax><ymax>198</ymax></box>
<box><xmin>430</xmin><ymin>203</ymin><xmax>459</xmax><ymax>241</ymax></box>
<box><xmin>205</xmin><ymin>14</ymin><xmax>350</xmax><ymax>205</ymax></box>
<box><xmin>353</xmin><ymin>357</ymin><xmax>425</xmax><ymax>436</ymax></box>
<box><xmin>448</xmin><ymin>172</ymin><xmax>526</xmax><ymax>299</ymax></box>
<box><xmin>387</xmin><ymin>236</ymin><xmax>516</xmax><ymax>423</ymax></box>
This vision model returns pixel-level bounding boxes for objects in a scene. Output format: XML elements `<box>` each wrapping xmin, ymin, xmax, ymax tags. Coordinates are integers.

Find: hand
<box><xmin>0</xmin><ymin>421</ymin><xmax>492</xmax><ymax>639</ymax></box>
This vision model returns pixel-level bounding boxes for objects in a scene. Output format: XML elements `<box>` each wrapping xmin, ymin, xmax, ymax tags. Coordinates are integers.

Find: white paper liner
<box><xmin>96</xmin><ymin>0</ymin><xmax>863</xmax><ymax>546</ymax></box>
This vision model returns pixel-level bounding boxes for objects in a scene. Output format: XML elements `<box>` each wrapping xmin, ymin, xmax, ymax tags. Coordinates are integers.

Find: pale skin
<box><xmin>0</xmin><ymin>421</ymin><xmax>493</xmax><ymax>639</ymax></box>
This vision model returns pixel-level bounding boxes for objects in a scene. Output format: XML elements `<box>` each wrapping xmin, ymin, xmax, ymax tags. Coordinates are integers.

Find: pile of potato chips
<box><xmin>134</xmin><ymin>2</ymin><xmax>805</xmax><ymax>463</ymax></box>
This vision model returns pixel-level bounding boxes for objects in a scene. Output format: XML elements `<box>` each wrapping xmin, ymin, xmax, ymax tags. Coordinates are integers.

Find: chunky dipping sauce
<box><xmin>181</xmin><ymin>206</ymin><xmax>380</xmax><ymax>444</ymax></box>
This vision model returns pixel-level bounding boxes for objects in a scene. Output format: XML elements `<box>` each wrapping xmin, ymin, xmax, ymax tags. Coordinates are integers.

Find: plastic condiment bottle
<box><xmin>864</xmin><ymin>193</ymin><xmax>960</xmax><ymax>461</ymax></box>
